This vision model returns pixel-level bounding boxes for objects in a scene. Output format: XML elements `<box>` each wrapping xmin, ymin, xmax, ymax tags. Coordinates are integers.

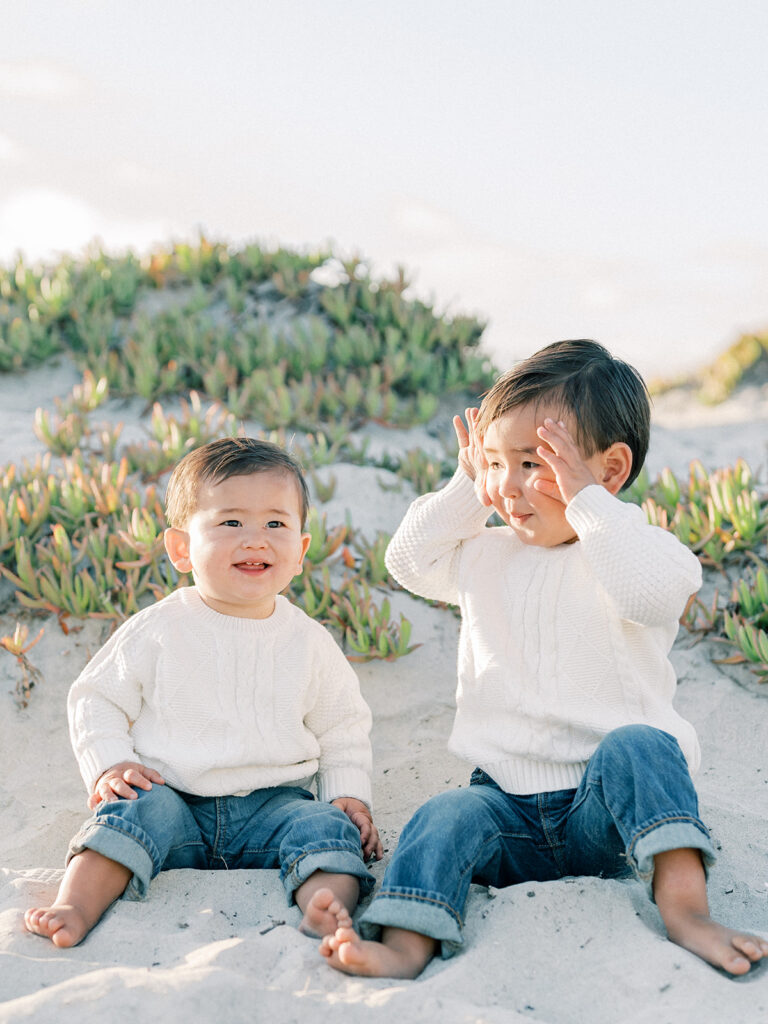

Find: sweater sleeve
<box><xmin>67</xmin><ymin>618</ymin><xmax>151</xmax><ymax>793</ymax></box>
<box><xmin>385</xmin><ymin>469</ymin><xmax>493</xmax><ymax>605</ymax></box>
<box><xmin>304</xmin><ymin>626</ymin><xmax>374</xmax><ymax>809</ymax></box>
<box><xmin>565</xmin><ymin>485</ymin><xmax>703</xmax><ymax>626</ymax></box>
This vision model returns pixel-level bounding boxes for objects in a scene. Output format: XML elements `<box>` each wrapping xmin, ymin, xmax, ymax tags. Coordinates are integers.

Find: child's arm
<box><xmin>385</xmin><ymin>407</ymin><xmax>495</xmax><ymax>604</ymax></box>
<box><xmin>534</xmin><ymin>418</ymin><xmax>702</xmax><ymax>624</ymax></box>
<box><xmin>68</xmin><ymin>617</ymin><xmax>155</xmax><ymax>799</ymax></box>
<box><xmin>307</xmin><ymin>627</ymin><xmax>381</xmax><ymax>854</ymax></box>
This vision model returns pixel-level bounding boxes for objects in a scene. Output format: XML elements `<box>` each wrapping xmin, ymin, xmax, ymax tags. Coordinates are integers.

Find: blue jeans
<box><xmin>360</xmin><ymin>725</ymin><xmax>716</xmax><ymax>956</ymax></box>
<box><xmin>68</xmin><ymin>784</ymin><xmax>375</xmax><ymax>904</ymax></box>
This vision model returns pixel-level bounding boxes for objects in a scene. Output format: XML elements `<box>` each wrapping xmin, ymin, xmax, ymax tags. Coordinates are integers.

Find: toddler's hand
<box><xmin>332</xmin><ymin>796</ymin><xmax>384</xmax><ymax>862</ymax></box>
<box><xmin>88</xmin><ymin>761</ymin><xmax>165</xmax><ymax>810</ymax></box>
<box><xmin>534</xmin><ymin>418</ymin><xmax>599</xmax><ymax>505</ymax></box>
<box><xmin>453</xmin><ymin>407</ymin><xmax>492</xmax><ymax>506</ymax></box>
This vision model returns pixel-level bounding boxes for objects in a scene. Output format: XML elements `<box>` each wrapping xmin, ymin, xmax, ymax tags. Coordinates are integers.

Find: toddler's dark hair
<box><xmin>476</xmin><ymin>339</ymin><xmax>650</xmax><ymax>489</ymax></box>
<box><xmin>165</xmin><ymin>437</ymin><xmax>310</xmax><ymax>529</ymax></box>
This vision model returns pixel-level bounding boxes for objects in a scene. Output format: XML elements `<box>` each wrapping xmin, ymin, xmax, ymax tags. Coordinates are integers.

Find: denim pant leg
<box><xmin>565</xmin><ymin>724</ymin><xmax>716</xmax><ymax>897</ymax></box>
<box><xmin>360</xmin><ymin>777</ymin><xmax>568</xmax><ymax>957</ymax></box>
<box><xmin>184</xmin><ymin>787</ymin><xmax>376</xmax><ymax>905</ymax></box>
<box><xmin>68</xmin><ymin>784</ymin><xmax>207</xmax><ymax>899</ymax></box>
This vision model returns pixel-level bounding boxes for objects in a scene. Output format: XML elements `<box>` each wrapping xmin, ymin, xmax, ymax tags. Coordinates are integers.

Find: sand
<box><xmin>0</xmin><ymin>360</ymin><xmax>766</xmax><ymax>1023</ymax></box>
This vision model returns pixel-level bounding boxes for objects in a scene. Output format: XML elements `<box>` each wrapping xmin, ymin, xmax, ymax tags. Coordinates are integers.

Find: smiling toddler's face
<box><xmin>168</xmin><ymin>470</ymin><xmax>311</xmax><ymax>618</ymax></box>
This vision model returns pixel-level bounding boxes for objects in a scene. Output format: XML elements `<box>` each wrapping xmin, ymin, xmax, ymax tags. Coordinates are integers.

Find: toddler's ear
<box><xmin>164</xmin><ymin>527</ymin><xmax>192</xmax><ymax>572</ymax></box>
<box><xmin>599</xmin><ymin>442</ymin><xmax>633</xmax><ymax>495</ymax></box>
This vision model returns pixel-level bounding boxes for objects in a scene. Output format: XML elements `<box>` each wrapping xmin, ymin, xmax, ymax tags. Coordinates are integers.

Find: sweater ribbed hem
<box><xmin>477</xmin><ymin>757</ymin><xmax>589</xmax><ymax>795</ymax></box>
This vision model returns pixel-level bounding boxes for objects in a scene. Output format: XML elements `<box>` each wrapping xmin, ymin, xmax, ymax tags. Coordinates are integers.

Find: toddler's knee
<box><xmin>93</xmin><ymin>781</ymin><xmax>183</xmax><ymax>829</ymax></box>
<box><xmin>403</xmin><ymin>787</ymin><xmax>492</xmax><ymax>843</ymax></box>
<box><xmin>599</xmin><ymin>724</ymin><xmax>679</xmax><ymax>762</ymax></box>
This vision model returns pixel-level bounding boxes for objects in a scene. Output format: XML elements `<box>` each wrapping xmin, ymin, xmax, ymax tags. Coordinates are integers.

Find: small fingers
<box><xmin>122</xmin><ymin>768</ymin><xmax>153</xmax><ymax>791</ymax></box>
<box><xmin>453</xmin><ymin>414</ymin><xmax>470</xmax><ymax>449</ymax></box>
<box><xmin>362</xmin><ymin>829</ymin><xmax>383</xmax><ymax>861</ymax></box>
<box><xmin>349</xmin><ymin>810</ymin><xmax>383</xmax><ymax>860</ymax></box>
<box><xmin>91</xmin><ymin>775</ymin><xmax>136</xmax><ymax>805</ymax></box>
<box><xmin>107</xmin><ymin>778</ymin><xmax>137</xmax><ymax>800</ymax></box>
<box><xmin>537</xmin><ymin>418</ymin><xmax>576</xmax><ymax>450</ymax></box>
<box><xmin>466</xmin><ymin>407</ymin><xmax>481</xmax><ymax>444</ymax></box>
<box><xmin>532</xmin><ymin>475</ymin><xmax>561</xmax><ymax>497</ymax></box>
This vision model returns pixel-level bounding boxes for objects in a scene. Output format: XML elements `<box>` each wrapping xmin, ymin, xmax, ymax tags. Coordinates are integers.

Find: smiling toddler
<box><xmin>25</xmin><ymin>437</ymin><xmax>381</xmax><ymax>947</ymax></box>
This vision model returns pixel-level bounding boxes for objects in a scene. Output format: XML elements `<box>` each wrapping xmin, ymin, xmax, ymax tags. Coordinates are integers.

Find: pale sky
<box><xmin>2</xmin><ymin>1</ymin><xmax>768</xmax><ymax>378</ymax></box>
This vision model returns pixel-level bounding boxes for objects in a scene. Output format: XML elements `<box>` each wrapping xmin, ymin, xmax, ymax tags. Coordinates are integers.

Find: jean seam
<box><xmin>211</xmin><ymin>796</ymin><xmax>225</xmax><ymax>863</ymax></box>
<box><xmin>538</xmin><ymin>794</ymin><xmax>568</xmax><ymax>873</ymax></box>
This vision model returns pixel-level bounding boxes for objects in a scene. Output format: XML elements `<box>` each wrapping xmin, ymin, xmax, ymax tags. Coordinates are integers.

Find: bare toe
<box><xmin>300</xmin><ymin>888</ymin><xmax>353</xmax><ymax>939</ymax></box>
<box><xmin>24</xmin><ymin>905</ymin><xmax>89</xmax><ymax>947</ymax></box>
<box><xmin>733</xmin><ymin>934</ymin><xmax>768</xmax><ymax>965</ymax></box>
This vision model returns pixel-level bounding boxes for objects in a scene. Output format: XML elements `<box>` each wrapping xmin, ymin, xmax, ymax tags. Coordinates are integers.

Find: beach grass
<box><xmin>1</xmin><ymin>238</ymin><xmax>766</xmax><ymax>702</ymax></box>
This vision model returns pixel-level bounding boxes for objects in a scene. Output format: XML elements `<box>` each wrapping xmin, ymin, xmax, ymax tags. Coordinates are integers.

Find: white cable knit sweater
<box><xmin>68</xmin><ymin>587</ymin><xmax>373</xmax><ymax>806</ymax></box>
<box><xmin>385</xmin><ymin>471</ymin><xmax>703</xmax><ymax>794</ymax></box>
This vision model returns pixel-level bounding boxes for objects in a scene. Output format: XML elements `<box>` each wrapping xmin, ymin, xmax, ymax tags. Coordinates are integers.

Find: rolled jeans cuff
<box><xmin>68</xmin><ymin>818</ymin><xmax>156</xmax><ymax>900</ymax></box>
<box><xmin>281</xmin><ymin>844</ymin><xmax>375</xmax><ymax>904</ymax></box>
<box><xmin>359</xmin><ymin>889</ymin><xmax>464</xmax><ymax>959</ymax></box>
<box><xmin>629</xmin><ymin>818</ymin><xmax>717</xmax><ymax>900</ymax></box>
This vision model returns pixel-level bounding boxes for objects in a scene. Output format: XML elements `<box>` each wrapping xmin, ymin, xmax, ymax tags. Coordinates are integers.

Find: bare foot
<box><xmin>653</xmin><ymin>848</ymin><xmax>768</xmax><ymax>976</ymax></box>
<box><xmin>665</xmin><ymin>912</ymin><xmax>768</xmax><ymax>976</ymax></box>
<box><xmin>320</xmin><ymin>925</ymin><xmax>435</xmax><ymax>979</ymax></box>
<box><xmin>298</xmin><ymin>887</ymin><xmax>353</xmax><ymax>939</ymax></box>
<box><xmin>24</xmin><ymin>849</ymin><xmax>131</xmax><ymax>949</ymax></box>
<box><xmin>24</xmin><ymin>904</ymin><xmax>92</xmax><ymax>948</ymax></box>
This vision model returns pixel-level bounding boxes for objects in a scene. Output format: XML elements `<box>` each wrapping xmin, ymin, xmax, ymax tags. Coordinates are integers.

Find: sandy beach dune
<box><xmin>0</xmin><ymin>361</ymin><xmax>766</xmax><ymax>1023</ymax></box>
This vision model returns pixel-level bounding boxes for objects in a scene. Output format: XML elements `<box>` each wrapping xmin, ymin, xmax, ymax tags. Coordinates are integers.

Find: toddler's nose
<box><xmin>241</xmin><ymin>530</ymin><xmax>267</xmax><ymax>549</ymax></box>
<box><xmin>499</xmin><ymin>472</ymin><xmax>521</xmax><ymax>498</ymax></box>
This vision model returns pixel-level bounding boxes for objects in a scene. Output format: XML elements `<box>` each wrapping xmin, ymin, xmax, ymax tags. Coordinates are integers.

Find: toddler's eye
<box><xmin>488</xmin><ymin>461</ymin><xmax>503</xmax><ymax>471</ymax></box>
<box><xmin>266</xmin><ymin>520</ymin><xmax>284</xmax><ymax>529</ymax></box>
<box><xmin>221</xmin><ymin>519</ymin><xmax>242</xmax><ymax>528</ymax></box>
<box><xmin>522</xmin><ymin>461</ymin><xmax>539</xmax><ymax>470</ymax></box>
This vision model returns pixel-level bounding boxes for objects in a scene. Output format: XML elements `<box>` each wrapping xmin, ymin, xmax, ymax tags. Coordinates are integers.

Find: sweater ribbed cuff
<box><xmin>565</xmin><ymin>484</ymin><xmax>626</xmax><ymax>538</ymax></box>
<box><xmin>317</xmin><ymin>767</ymin><xmax>373</xmax><ymax>810</ymax></box>
<box><xmin>440</xmin><ymin>469</ymin><xmax>496</xmax><ymax>528</ymax></box>
<box><xmin>78</xmin><ymin>741</ymin><xmax>138</xmax><ymax>793</ymax></box>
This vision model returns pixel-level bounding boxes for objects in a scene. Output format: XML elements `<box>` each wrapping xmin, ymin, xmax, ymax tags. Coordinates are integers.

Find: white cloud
<box><xmin>113</xmin><ymin>160</ymin><xmax>166</xmax><ymax>189</ymax></box>
<box><xmin>0</xmin><ymin>132</ymin><xmax>25</xmax><ymax>162</ymax></box>
<box><xmin>392</xmin><ymin>199</ymin><xmax>466</xmax><ymax>249</ymax></box>
<box><xmin>0</xmin><ymin>60</ymin><xmax>85</xmax><ymax>100</ymax></box>
<box><xmin>0</xmin><ymin>188</ymin><xmax>174</xmax><ymax>263</ymax></box>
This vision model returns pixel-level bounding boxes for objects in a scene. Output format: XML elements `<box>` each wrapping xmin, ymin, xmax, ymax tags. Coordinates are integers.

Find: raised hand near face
<box><xmin>453</xmin><ymin>407</ymin><xmax>493</xmax><ymax>507</ymax></box>
<box><xmin>533</xmin><ymin>418</ymin><xmax>600</xmax><ymax>506</ymax></box>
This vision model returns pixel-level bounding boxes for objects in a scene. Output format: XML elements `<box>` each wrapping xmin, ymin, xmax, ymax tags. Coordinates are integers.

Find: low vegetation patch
<box><xmin>1</xmin><ymin>238</ymin><xmax>766</xmax><ymax>702</ymax></box>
